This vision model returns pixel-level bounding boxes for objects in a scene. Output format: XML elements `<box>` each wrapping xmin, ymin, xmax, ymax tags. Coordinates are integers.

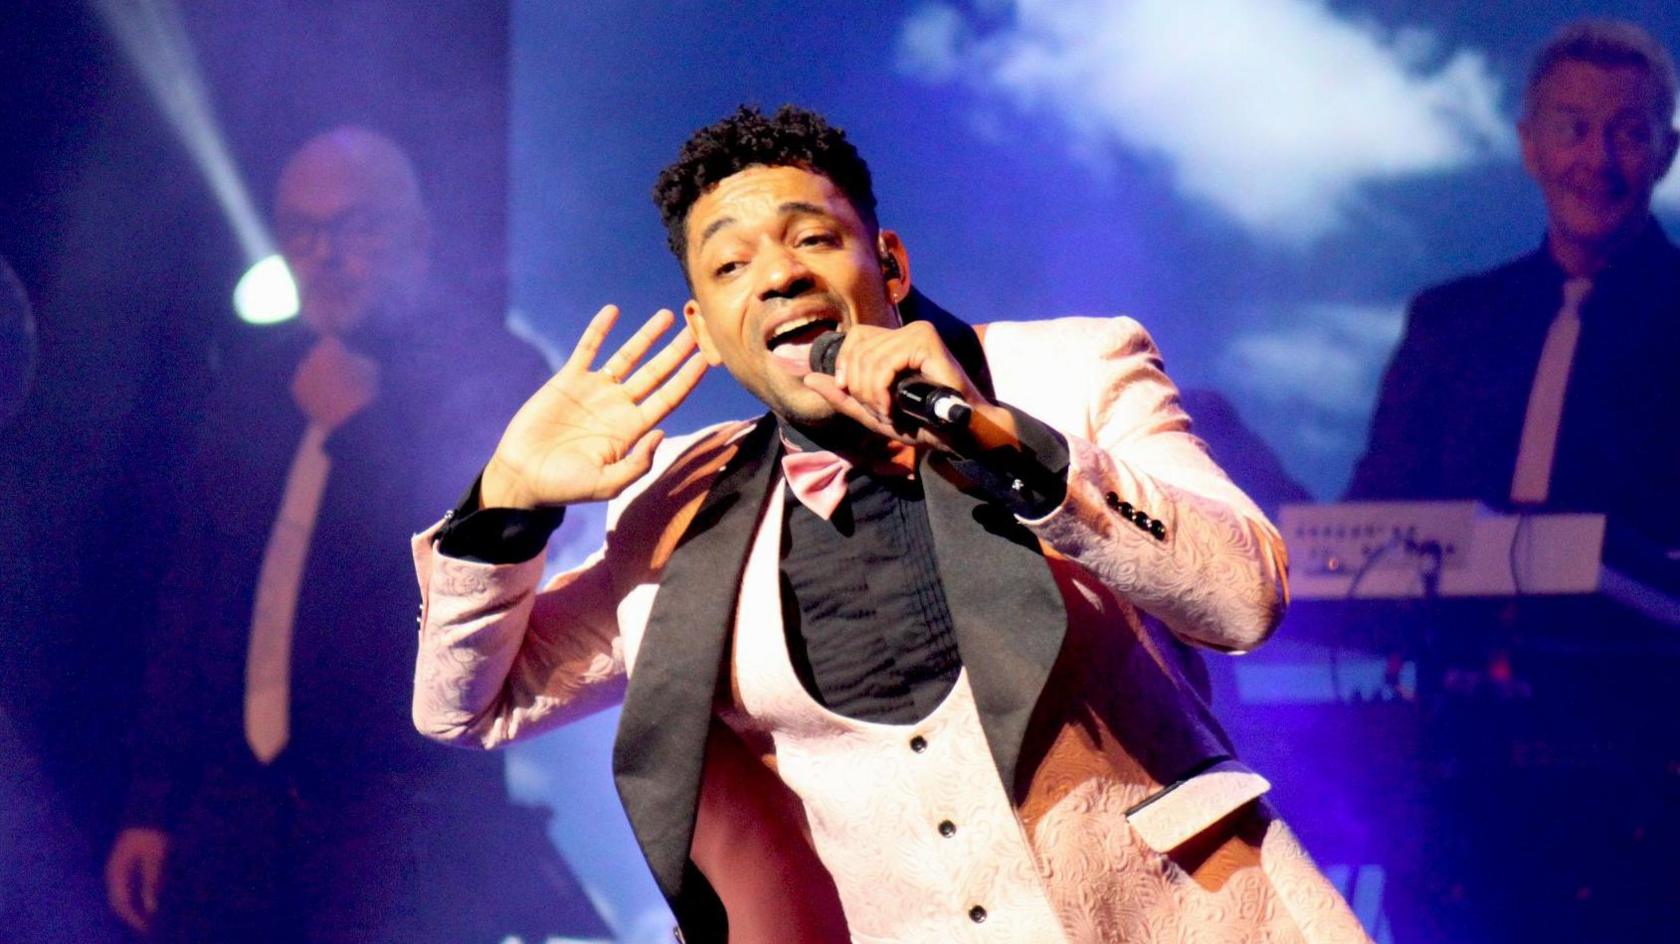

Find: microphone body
<box><xmin>808</xmin><ymin>331</ymin><xmax>972</xmax><ymax>434</ymax></box>
<box><xmin>805</xmin><ymin>331</ymin><xmax>1065</xmax><ymax>514</ymax></box>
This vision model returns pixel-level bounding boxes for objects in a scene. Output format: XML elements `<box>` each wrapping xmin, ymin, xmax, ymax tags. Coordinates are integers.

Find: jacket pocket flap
<box><xmin>1124</xmin><ymin>757</ymin><xmax>1271</xmax><ymax>852</ymax></box>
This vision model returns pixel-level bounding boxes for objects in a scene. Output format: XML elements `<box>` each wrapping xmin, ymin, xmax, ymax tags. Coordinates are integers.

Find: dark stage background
<box><xmin>0</xmin><ymin>1</ymin><xmax>512</xmax><ymax>938</ymax></box>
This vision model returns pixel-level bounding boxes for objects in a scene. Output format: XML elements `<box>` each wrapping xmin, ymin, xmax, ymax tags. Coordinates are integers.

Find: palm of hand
<box><xmin>482</xmin><ymin>305</ymin><xmax>707</xmax><ymax>509</ymax></box>
<box><xmin>505</xmin><ymin>371</ymin><xmax>655</xmax><ymax>503</ymax></box>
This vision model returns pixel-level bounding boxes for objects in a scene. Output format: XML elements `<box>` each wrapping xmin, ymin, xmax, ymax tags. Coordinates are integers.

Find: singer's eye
<box><xmin>713</xmin><ymin>259</ymin><xmax>745</xmax><ymax>278</ymax></box>
<box><xmin>796</xmin><ymin>231</ymin><xmax>839</xmax><ymax>248</ymax></box>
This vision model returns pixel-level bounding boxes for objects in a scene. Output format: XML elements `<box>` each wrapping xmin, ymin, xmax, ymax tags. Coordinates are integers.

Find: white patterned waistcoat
<box><xmin>723</xmin><ymin>484</ymin><xmax>1072</xmax><ymax>943</ymax></box>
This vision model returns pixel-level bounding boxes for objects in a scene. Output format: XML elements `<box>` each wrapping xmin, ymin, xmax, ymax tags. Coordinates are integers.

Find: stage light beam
<box><xmin>91</xmin><ymin>0</ymin><xmax>296</xmax><ymax>325</ymax></box>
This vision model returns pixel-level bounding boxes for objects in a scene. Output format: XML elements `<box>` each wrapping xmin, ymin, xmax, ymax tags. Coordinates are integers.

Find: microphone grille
<box><xmin>809</xmin><ymin>331</ymin><xmax>844</xmax><ymax>374</ymax></box>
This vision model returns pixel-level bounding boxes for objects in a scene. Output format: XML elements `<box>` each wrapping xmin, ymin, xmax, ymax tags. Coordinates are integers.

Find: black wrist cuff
<box><xmin>947</xmin><ymin>402</ymin><xmax>1070</xmax><ymax>519</ymax></box>
<box><xmin>434</xmin><ymin>474</ymin><xmax>564</xmax><ymax>565</ymax></box>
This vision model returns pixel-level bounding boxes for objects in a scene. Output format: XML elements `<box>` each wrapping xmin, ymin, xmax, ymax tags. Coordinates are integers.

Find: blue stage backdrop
<box><xmin>506</xmin><ymin>3</ymin><xmax>1679</xmax><ymax>940</ymax></box>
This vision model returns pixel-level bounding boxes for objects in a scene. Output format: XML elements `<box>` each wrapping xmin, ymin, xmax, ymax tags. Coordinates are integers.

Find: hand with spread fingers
<box><xmin>481</xmin><ymin>305</ymin><xmax>707</xmax><ymax>510</ymax></box>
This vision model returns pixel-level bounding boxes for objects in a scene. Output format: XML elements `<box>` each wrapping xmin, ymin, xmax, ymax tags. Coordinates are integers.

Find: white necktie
<box><xmin>244</xmin><ymin>423</ymin><xmax>332</xmax><ymax>763</ymax></box>
<box><xmin>1510</xmin><ymin>277</ymin><xmax>1592</xmax><ymax>505</ymax></box>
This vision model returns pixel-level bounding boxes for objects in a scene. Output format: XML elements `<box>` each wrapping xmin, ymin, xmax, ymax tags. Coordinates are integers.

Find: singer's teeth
<box><xmin>767</xmin><ymin>317</ymin><xmax>838</xmax><ymax>351</ymax></box>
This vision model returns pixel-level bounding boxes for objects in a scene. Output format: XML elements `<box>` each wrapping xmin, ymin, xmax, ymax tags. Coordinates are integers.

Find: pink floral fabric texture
<box><xmin>410</xmin><ymin>317</ymin><xmax>1370</xmax><ymax>942</ymax></box>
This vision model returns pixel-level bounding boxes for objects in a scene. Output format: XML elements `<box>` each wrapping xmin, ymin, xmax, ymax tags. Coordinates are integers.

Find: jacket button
<box><xmin>969</xmin><ymin>905</ymin><xmax>988</xmax><ymax>923</ymax></box>
<box><xmin>1104</xmin><ymin>492</ymin><xmax>1124</xmax><ymax>511</ymax></box>
<box><xmin>1150</xmin><ymin>520</ymin><xmax>1167</xmax><ymax>541</ymax></box>
<box><xmin>909</xmin><ymin>735</ymin><xmax>928</xmax><ymax>753</ymax></box>
<box><xmin>938</xmin><ymin>819</ymin><xmax>957</xmax><ymax>837</ymax></box>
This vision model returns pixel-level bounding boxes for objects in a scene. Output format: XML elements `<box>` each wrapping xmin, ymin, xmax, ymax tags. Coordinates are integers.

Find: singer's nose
<box><xmin>758</xmin><ymin>242</ymin><xmax>815</xmax><ymax>301</ymax></box>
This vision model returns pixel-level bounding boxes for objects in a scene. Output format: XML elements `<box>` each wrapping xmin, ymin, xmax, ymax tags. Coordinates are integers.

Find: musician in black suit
<box><xmin>1348</xmin><ymin>19</ymin><xmax>1680</xmax><ymax>570</ymax></box>
<box><xmin>103</xmin><ymin>127</ymin><xmax>605</xmax><ymax>943</ymax></box>
<box><xmin>1346</xmin><ymin>22</ymin><xmax>1680</xmax><ymax>939</ymax></box>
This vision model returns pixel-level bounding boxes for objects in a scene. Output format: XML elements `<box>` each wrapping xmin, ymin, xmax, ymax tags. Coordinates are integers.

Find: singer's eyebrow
<box><xmin>697</xmin><ymin>216</ymin><xmax>736</xmax><ymax>250</ymax></box>
<box><xmin>695</xmin><ymin>201</ymin><xmax>833</xmax><ymax>253</ymax></box>
<box><xmin>777</xmin><ymin>201</ymin><xmax>827</xmax><ymax>220</ymax></box>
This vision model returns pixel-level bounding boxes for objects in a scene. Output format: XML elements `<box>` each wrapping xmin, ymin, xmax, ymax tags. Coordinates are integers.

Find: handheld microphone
<box><xmin>808</xmin><ymin>331</ymin><xmax>972</xmax><ymax>434</ymax></box>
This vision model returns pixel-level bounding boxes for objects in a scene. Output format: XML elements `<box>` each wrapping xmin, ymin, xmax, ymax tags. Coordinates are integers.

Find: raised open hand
<box><xmin>481</xmin><ymin>305</ymin><xmax>707</xmax><ymax>509</ymax></box>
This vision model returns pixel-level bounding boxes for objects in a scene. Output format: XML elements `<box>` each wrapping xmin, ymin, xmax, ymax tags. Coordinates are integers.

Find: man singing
<box><xmin>413</xmin><ymin>105</ymin><xmax>1369</xmax><ymax>943</ymax></box>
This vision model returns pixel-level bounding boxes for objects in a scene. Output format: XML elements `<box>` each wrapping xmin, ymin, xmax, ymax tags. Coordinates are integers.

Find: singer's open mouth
<box><xmin>765</xmin><ymin>314</ymin><xmax>841</xmax><ymax>374</ymax></box>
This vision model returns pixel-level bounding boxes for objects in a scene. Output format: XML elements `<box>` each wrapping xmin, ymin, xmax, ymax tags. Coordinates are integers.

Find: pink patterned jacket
<box><xmin>411</xmin><ymin>316</ymin><xmax>1372</xmax><ymax>943</ymax></box>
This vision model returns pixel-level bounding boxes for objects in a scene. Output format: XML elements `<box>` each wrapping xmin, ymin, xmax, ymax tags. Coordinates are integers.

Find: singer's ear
<box><xmin>682</xmin><ymin>300</ymin><xmax>725</xmax><ymax>366</ymax></box>
<box><xmin>877</xmin><ymin>230</ymin><xmax>910</xmax><ymax>305</ymax></box>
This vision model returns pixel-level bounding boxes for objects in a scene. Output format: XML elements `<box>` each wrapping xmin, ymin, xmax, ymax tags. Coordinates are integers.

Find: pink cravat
<box><xmin>781</xmin><ymin>448</ymin><xmax>851</xmax><ymax>520</ymax></box>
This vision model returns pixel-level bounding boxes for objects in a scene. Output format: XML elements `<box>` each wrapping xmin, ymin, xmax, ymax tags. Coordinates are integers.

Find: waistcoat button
<box><xmin>969</xmin><ymin>905</ymin><xmax>988</xmax><ymax>923</ymax></box>
<box><xmin>938</xmin><ymin>819</ymin><xmax>956</xmax><ymax>837</ymax></box>
<box><xmin>909</xmin><ymin>735</ymin><xmax>927</xmax><ymax>753</ymax></box>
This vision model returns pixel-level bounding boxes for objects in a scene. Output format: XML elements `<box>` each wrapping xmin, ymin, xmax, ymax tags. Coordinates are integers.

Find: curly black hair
<box><xmin>652</xmin><ymin>105</ymin><xmax>877</xmax><ymax>270</ymax></box>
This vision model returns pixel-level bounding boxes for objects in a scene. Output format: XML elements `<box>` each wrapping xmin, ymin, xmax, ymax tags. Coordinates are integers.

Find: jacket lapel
<box><xmin>609</xmin><ymin>304</ymin><xmax>1044</xmax><ymax>935</ymax></box>
<box><xmin>611</xmin><ymin>414</ymin><xmax>779</xmax><ymax>932</ymax></box>
<box><xmin>922</xmin><ymin>458</ymin><xmax>1067</xmax><ymax>802</ymax></box>
<box><xmin>913</xmin><ymin>298</ymin><xmax>1065</xmax><ymax>800</ymax></box>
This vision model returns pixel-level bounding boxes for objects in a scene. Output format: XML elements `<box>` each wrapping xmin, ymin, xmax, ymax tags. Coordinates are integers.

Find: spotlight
<box><xmin>93</xmin><ymin>0</ymin><xmax>286</xmax><ymax>325</ymax></box>
<box><xmin>233</xmin><ymin>255</ymin><xmax>299</xmax><ymax>325</ymax></box>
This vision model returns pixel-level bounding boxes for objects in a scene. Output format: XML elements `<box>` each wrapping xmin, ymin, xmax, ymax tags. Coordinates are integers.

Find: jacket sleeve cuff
<box><xmin>946</xmin><ymin>401</ymin><xmax>1070</xmax><ymax>519</ymax></box>
<box><xmin>433</xmin><ymin>474</ymin><xmax>565</xmax><ymax>565</ymax></box>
